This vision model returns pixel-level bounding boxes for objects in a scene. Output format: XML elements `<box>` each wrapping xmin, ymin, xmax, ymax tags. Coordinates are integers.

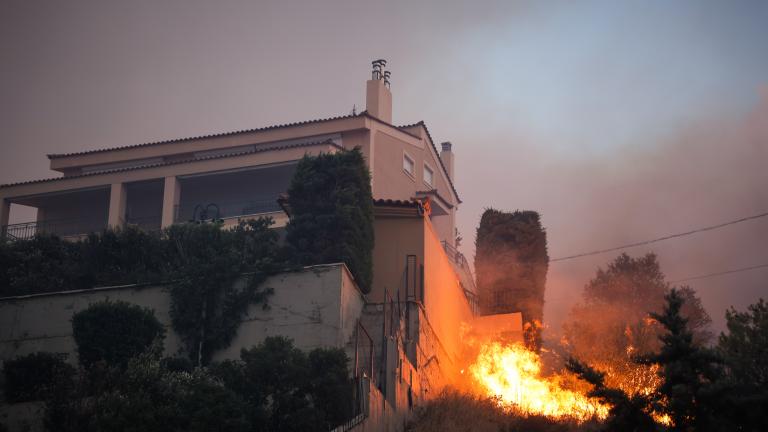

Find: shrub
<box><xmin>211</xmin><ymin>336</ymin><xmax>353</xmax><ymax>431</ymax></box>
<box><xmin>165</xmin><ymin>218</ymin><xmax>279</xmax><ymax>365</ymax></box>
<box><xmin>46</xmin><ymin>352</ymin><xmax>251</xmax><ymax>432</ymax></box>
<box><xmin>81</xmin><ymin>225</ymin><xmax>165</xmax><ymax>287</ymax></box>
<box><xmin>72</xmin><ymin>300</ymin><xmax>165</xmax><ymax>368</ymax></box>
<box><xmin>406</xmin><ymin>389</ymin><xmax>596</xmax><ymax>432</ymax></box>
<box><xmin>2</xmin><ymin>352</ymin><xmax>75</xmax><ymax>403</ymax></box>
<box><xmin>285</xmin><ymin>147</ymin><xmax>374</xmax><ymax>293</ymax></box>
<box><xmin>0</xmin><ymin>234</ymin><xmax>86</xmax><ymax>296</ymax></box>
<box><xmin>308</xmin><ymin>347</ymin><xmax>354</xmax><ymax>429</ymax></box>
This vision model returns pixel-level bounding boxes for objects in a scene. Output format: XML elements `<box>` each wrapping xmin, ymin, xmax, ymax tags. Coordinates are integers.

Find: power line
<box><xmin>551</xmin><ymin>211</ymin><xmax>768</xmax><ymax>262</ymax></box>
<box><xmin>669</xmin><ymin>263</ymin><xmax>768</xmax><ymax>284</ymax></box>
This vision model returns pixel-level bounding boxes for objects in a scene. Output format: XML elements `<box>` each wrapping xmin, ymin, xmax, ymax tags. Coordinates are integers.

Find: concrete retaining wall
<box><xmin>0</xmin><ymin>263</ymin><xmax>364</xmax><ymax>366</ymax></box>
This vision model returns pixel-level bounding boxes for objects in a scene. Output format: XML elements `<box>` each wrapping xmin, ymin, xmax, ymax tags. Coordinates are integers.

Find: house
<box><xmin>0</xmin><ymin>62</ymin><xmax>517</xmax><ymax>431</ymax></box>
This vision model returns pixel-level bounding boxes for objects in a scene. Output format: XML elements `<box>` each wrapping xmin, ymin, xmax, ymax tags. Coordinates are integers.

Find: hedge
<box><xmin>3</xmin><ymin>352</ymin><xmax>75</xmax><ymax>403</ymax></box>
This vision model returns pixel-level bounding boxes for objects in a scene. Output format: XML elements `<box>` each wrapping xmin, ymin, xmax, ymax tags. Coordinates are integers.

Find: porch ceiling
<box><xmin>9</xmin><ymin>186</ymin><xmax>109</xmax><ymax>208</ymax></box>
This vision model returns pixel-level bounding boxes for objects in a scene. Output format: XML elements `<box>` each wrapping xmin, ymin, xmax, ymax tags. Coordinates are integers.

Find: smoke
<box><xmin>457</xmin><ymin>87</ymin><xmax>768</xmax><ymax>336</ymax></box>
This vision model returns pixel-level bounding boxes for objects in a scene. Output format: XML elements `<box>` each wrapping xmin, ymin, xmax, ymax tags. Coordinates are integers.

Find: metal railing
<box><xmin>2</xmin><ymin>218</ymin><xmax>105</xmax><ymax>241</ymax></box>
<box><xmin>441</xmin><ymin>240</ymin><xmax>480</xmax><ymax>314</ymax></box>
<box><xmin>330</xmin><ymin>377</ymin><xmax>369</xmax><ymax>432</ymax></box>
<box><xmin>174</xmin><ymin>198</ymin><xmax>282</xmax><ymax>223</ymax></box>
<box><xmin>353</xmin><ymin>321</ymin><xmax>375</xmax><ymax>384</ymax></box>
<box><xmin>441</xmin><ymin>240</ymin><xmax>471</xmax><ymax>269</ymax></box>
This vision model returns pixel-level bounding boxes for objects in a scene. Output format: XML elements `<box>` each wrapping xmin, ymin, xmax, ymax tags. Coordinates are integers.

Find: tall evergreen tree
<box><xmin>715</xmin><ymin>298</ymin><xmax>768</xmax><ymax>430</ymax></box>
<box><xmin>640</xmin><ymin>289</ymin><xmax>722</xmax><ymax>432</ymax></box>
<box><xmin>566</xmin><ymin>357</ymin><xmax>658</xmax><ymax>432</ymax></box>
<box><xmin>474</xmin><ymin>209</ymin><xmax>548</xmax><ymax>349</ymax></box>
<box><xmin>285</xmin><ymin>147</ymin><xmax>374</xmax><ymax>293</ymax></box>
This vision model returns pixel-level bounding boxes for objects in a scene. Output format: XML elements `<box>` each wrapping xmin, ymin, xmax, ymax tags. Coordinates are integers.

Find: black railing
<box><xmin>174</xmin><ymin>199</ymin><xmax>282</xmax><ymax>223</ymax></box>
<box><xmin>330</xmin><ymin>377</ymin><xmax>368</xmax><ymax>432</ymax></box>
<box><xmin>2</xmin><ymin>219</ymin><xmax>105</xmax><ymax>241</ymax></box>
<box><xmin>353</xmin><ymin>321</ymin><xmax>375</xmax><ymax>384</ymax></box>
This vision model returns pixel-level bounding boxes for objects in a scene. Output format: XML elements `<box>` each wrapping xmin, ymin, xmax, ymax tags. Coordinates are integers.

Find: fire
<box><xmin>467</xmin><ymin>342</ymin><xmax>608</xmax><ymax>421</ymax></box>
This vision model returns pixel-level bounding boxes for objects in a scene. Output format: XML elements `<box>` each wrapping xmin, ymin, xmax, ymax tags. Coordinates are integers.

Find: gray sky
<box><xmin>1</xmin><ymin>0</ymin><xmax>766</xmax><ymax>335</ymax></box>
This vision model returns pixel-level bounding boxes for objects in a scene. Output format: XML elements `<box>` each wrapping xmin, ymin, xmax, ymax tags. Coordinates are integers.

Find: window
<box><xmin>423</xmin><ymin>164</ymin><xmax>434</xmax><ymax>186</ymax></box>
<box><xmin>403</xmin><ymin>153</ymin><xmax>415</xmax><ymax>176</ymax></box>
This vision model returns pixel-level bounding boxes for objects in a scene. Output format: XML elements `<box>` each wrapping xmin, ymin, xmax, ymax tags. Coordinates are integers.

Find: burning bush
<box><xmin>561</xmin><ymin>253</ymin><xmax>711</xmax><ymax>395</ymax></box>
<box><xmin>406</xmin><ymin>389</ymin><xmax>599</xmax><ymax>432</ymax></box>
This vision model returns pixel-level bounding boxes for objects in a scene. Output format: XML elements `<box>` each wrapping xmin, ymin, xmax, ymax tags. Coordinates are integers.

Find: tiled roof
<box><xmin>415</xmin><ymin>188</ymin><xmax>454</xmax><ymax>209</ymax></box>
<box><xmin>47</xmin><ymin>113</ymin><xmax>365</xmax><ymax>159</ymax></box>
<box><xmin>38</xmin><ymin>110</ymin><xmax>459</xmax><ymax>202</ymax></box>
<box><xmin>2</xmin><ymin>139</ymin><xmax>341</xmax><ymax>188</ymax></box>
<box><xmin>372</xmin><ymin>198</ymin><xmax>422</xmax><ymax>208</ymax></box>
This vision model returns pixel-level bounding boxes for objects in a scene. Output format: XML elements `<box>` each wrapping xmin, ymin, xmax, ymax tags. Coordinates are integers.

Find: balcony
<box><xmin>174</xmin><ymin>198</ymin><xmax>287</xmax><ymax>228</ymax></box>
<box><xmin>2</xmin><ymin>218</ymin><xmax>106</xmax><ymax>241</ymax></box>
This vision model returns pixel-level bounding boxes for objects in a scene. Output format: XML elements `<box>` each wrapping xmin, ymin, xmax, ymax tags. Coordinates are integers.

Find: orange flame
<box><xmin>467</xmin><ymin>342</ymin><xmax>608</xmax><ymax>421</ymax></box>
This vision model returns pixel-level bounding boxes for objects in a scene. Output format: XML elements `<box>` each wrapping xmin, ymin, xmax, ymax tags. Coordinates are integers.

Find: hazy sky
<box><xmin>1</xmin><ymin>0</ymin><xmax>766</xmax><ymax>334</ymax></box>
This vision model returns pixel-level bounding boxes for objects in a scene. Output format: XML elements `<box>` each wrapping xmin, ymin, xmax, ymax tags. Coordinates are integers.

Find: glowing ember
<box><xmin>468</xmin><ymin>342</ymin><xmax>608</xmax><ymax>421</ymax></box>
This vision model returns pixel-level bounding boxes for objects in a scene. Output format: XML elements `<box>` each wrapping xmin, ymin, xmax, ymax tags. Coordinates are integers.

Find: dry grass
<box><xmin>406</xmin><ymin>389</ymin><xmax>602</xmax><ymax>432</ymax></box>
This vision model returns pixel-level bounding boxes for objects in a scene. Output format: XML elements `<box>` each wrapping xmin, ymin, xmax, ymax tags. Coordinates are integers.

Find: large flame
<box><xmin>467</xmin><ymin>341</ymin><xmax>608</xmax><ymax>421</ymax></box>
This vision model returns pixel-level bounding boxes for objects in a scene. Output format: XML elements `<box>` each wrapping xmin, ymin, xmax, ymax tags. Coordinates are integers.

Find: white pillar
<box><xmin>108</xmin><ymin>183</ymin><xmax>127</xmax><ymax>228</ymax></box>
<box><xmin>161</xmin><ymin>176</ymin><xmax>180</xmax><ymax>228</ymax></box>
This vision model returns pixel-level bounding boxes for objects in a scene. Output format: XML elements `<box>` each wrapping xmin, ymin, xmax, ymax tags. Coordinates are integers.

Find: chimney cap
<box><xmin>441</xmin><ymin>141</ymin><xmax>452</xmax><ymax>151</ymax></box>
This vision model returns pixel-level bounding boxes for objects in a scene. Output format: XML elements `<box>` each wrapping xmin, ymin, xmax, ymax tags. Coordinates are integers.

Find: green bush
<box><xmin>46</xmin><ymin>352</ymin><xmax>251</xmax><ymax>432</ymax></box>
<box><xmin>165</xmin><ymin>218</ymin><xmax>279</xmax><ymax>365</ymax></box>
<box><xmin>211</xmin><ymin>336</ymin><xmax>353</xmax><ymax>431</ymax></box>
<box><xmin>0</xmin><ymin>234</ymin><xmax>86</xmax><ymax>296</ymax></box>
<box><xmin>0</xmin><ymin>227</ymin><xmax>166</xmax><ymax>297</ymax></box>
<box><xmin>72</xmin><ymin>300</ymin><xmax>165</xmax><ymax>368</ymax></box>
<box><xmin>2</xmin><ymin>352</ymin><xmax>75</xmax><ymax>403</ymax></box>
<box><xmin>285</xmin><ymin>147</ymin><xmax>374</xmax><ymax>293</ymax></box>
<box><xmin>81</xmin><ymin>225</ymin><xmax>165</xmax><ymax>287</ymax></box>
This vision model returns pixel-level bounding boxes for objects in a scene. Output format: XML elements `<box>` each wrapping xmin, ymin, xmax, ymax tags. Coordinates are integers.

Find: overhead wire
<box><xmin>551</xmin><ymin>211</ymin><xmax>768</xmax><ymax>262</ymax></box>
<box><xmin>668</xmin><ymin>263</ymin><xmax>768</xmax><ymax>284</ymax></box>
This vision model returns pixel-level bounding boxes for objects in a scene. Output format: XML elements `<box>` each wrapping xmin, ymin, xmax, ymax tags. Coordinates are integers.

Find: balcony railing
<box><xmin>441</xmin><ymin>240</ymin><xmax>470</xmax><ymax>270</ymax></box>
<box><xmin>174</xmin><ymin>199</ymin><xmax>282</xmax><ymax>223</ymax></box>
<box><xmin>441</xmin><ymin>240</ymin><xmax>480</xmax><ymax>314</ymax></box>
<box><xmin>1</xmin><ymin>218</ymin><xmax>106</xmax><ymax>241</ymax></box>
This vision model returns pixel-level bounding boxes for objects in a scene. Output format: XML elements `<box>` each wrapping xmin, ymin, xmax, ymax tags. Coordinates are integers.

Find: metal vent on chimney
<box><xmin>372</xmin><ymin>59</ymin><xmax>391</xmax><ymax>88</ymax></box>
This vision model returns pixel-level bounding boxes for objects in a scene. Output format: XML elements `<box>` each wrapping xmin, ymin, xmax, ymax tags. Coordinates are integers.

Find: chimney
<box><xmin>440</xmin><ymin>142</ymin><xmax>454</xmax><ymax>181</ymax></box>
<box><xmin>366</xmin><ymin>59</ymin><xmax>392</xmax><ymax>123</ymax></box>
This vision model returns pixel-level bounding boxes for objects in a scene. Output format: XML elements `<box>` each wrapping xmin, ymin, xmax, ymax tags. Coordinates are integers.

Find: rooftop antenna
<box><xmin>351</xmin><ymin>104</ymin><xmax>357</xmax><ymax>115</ymax></box>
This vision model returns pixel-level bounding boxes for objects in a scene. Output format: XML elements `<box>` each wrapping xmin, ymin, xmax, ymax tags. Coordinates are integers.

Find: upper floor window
<box><xmin>423</xmin><ymin>164</ymin><xmax>434</xmax><ymax>186</ymax></box>
<box><xmin>403</xmin><ymin>153</ymin><xmax>415</xmax><ymax>176</ymax></box>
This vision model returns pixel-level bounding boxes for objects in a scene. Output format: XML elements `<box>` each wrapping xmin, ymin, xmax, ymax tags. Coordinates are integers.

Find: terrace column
<box><xmin>108</xmin><ymin>183</ymin><xmax>127</xmax><ymax>228</ymax></box>
<box><xmin>161</xmin><ymin>176</ymin><xmax>180</xmax><ymax>228</ymax></box>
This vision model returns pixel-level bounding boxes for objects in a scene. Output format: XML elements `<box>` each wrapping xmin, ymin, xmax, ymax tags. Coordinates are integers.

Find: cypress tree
<box><xmin>285</xmin><ymin>147</ymin><xmax>374</xmax><ymax>293</ymax></box>
<box><xmin>474</xmin><ymin>209</ymin><xmax>548</xmax><ymax>349</ymax></box>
